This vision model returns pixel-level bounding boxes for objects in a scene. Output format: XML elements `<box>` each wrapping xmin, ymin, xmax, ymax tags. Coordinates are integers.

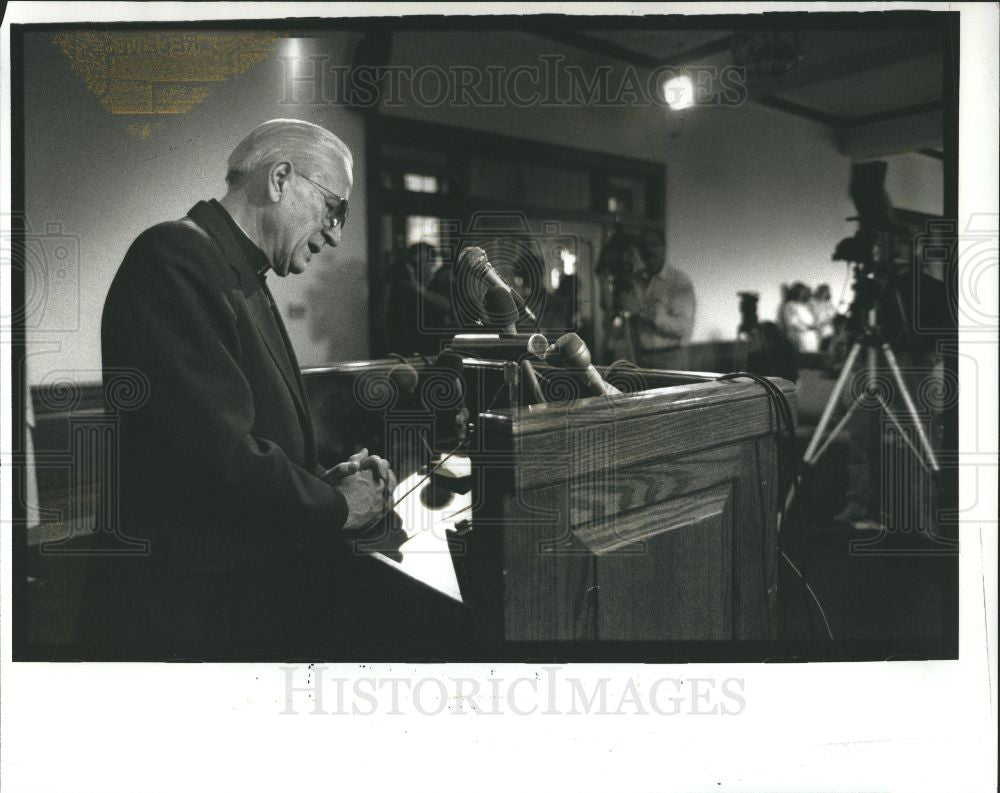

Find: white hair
<box><xmin>226</xmin><ymin>118</ymin><xmax>352</xmax><ymax>188</ymax></box>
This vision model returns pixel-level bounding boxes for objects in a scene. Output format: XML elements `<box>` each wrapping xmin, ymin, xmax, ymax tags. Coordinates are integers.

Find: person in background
<box><xmin>780</xmin><ymin>282</ymin><xmax>821</xmax><ymax>353</ymax></box>
<box><xmin>810</xmin><ymin>283</ymin><xmax>838</xmax><ymax>351</ymax></box>
<box><xmin>824</xmin><ymin>313</ymin><xmax>851</xmax><ymax>370</ymax></box>
<box><xmin>543</xmin><ymin>271</ymin><xmax>580</xmax><ymax>337</ymax></box>
<box><xmin>385</xmin><ymin>242</ymin><xmax>441</xmax><ymax>355</ymax></box>
<box><xmin>422</xmin><ymin>249</ymin><xmax>459</xmax><ymax>342</ymax></box>
<box><xmin>599</xmin><ymin>227</ymin><xmax>696</xmax><ymax>369</ymax></box>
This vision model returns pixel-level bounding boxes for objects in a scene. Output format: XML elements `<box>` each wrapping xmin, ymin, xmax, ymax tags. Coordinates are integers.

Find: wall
<box><xmin>22</xmin><ymin>32</ymin><xmax>369</xmax><ymax>388</ymax></box>
<box><xmin>882</xmin><ymin>151</ymin><xmax>944</xmax><ymax>216</ymax></box>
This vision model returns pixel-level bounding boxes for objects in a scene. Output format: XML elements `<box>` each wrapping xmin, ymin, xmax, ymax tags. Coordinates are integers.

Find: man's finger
<box><xmin>324</xmin><ymin>461</ymin><xmax>361</xmax><ymax>481</ymax></box>
<box><xmin>360</xmin><ymin>456</ymin><xmax>394</xmax><ymax>501</ymax></box>
<box><xmin>359</xmin><ymin>454</ymin><xmax>386</xmax><ymax>479</ymax></box>
<box><xmin>349</xmin><ymin>447</ymin><xmax>369</xmax><ymax>465</ymax></box>
<box><xmin>378</xmin><ymin>459</ymin><xmax>393</xmax><ymax>489</ymax></box>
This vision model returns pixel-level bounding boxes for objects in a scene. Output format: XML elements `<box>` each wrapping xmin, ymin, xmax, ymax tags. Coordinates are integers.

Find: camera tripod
<box><xmin>802</xmin><ymin>305</ymin><xmax>939</xmax><ymax>473</ymax></box>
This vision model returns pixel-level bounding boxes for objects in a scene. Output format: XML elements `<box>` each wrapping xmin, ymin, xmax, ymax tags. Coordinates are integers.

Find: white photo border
<box><xmin>1</xmin><ymin>3</ymin><xmax>996</xmax><ymax>792</ymax></box>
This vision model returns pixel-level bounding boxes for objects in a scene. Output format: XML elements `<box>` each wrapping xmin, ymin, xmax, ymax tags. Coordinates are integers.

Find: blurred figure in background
<box><xmin>780</xmin><ymin>282</ymin><xmax>821</xmax><ymax>353</ymax></box>
<box><xmin>385</xmin><ymin>242</ymin><xmax>442</xmax><ymax>355</ymax></box>
<box><xmin>543</xmin><ymin>271</ymin><xmax>580</xmax><ymax>337</ymax></box>
<box><xmin>810</xmin><ymin>283</ymin><xmax>838</xmax><ymax>351</ymax></box>
<box><xmin>423</xmin><ymin>249</ymin><xmax>457</xmax><ymax>338</ymax></box>
<box><xmin>823</xmin><ymin>313</ymin><xmax>851</xmax><ymax>370</ymax></box>
<box><xmin>598</xmin><ymin>227</ymin><xmax>696</xmax><ymax>368</ymax></box>
<box><xmin>736</xmin><ymin>290</ymin><xmax>799</xmax><ymax>382</ymax></box>
<box><xmin>597</xmin><ymin>229</ymin><xmax>641</xmax><ymax>362</ymax></box>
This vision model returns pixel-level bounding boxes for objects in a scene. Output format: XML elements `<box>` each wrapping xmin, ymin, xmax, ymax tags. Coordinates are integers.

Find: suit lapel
<box><xmin>258</xmin><ymin>282</ymin><xmax>318</xmax><ymax>463</ymax></box>
<box><xmin>188</xmin><ymin>202</ymin><xmax>314</xmax><ymax>449</ymax></box>
<box><xmin>248</xmin><ymin>284</ymin><xmax>309</xmax><ymax>409</ymax></box>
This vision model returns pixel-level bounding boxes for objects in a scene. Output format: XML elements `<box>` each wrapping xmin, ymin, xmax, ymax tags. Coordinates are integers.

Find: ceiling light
<box><xmin>283</xmin><ymin>37</ymin><xmax>304</xmax><ymax>58</ymax></box>
<box><xmin>662</xmin><ymin>75</ymin><xmax>695</xmax><ymax>110</ymax></box>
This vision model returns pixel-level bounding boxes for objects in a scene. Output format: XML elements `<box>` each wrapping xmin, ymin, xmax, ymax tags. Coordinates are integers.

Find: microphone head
<box><xmin>527</xmin><ymin>333</ymin><xmax>549</xmax><ymax>357</ymax></box>
<box><xmin>483</xmin><ymin>286</ymin><xmax>518</xmax><ymax>329</ymax></box>
<box><xmin>549</xmin><ymin>333</ymin><xmax>591</xmax><ymax>368</ymax></box>
<box><xmin>457</xmin><ymin>246</ymin><xmax>491</xmax><ymax>277</ymax></box>
<box><xmin>435</xmin><ymin>348</ymin><xmax>465</xmax><ymax>377</ymax></box>
<box><xmin>387</xmin><ymin>362</ymin><xmax>419</xmax><ymax>394</ymax></box>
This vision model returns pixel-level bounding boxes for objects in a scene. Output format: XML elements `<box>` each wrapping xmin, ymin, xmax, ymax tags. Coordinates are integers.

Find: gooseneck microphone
<box><xmin>458</xmin><ymin>246</ymin><xmax>538</xmax><ymax>323</ymax></box>
<box><xmin>544</xmin><ymin>333</ymin><xmax>622</xmax><ymax>398</ymax></box>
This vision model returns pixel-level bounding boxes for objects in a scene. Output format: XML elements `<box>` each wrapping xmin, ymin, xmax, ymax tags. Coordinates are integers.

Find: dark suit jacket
<box><xmin>93</xmin><ymin>199</ymin><xmax>348</xmax><ymax>658</ymax></box>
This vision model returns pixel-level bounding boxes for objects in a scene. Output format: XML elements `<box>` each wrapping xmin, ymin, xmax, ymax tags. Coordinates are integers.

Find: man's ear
<box><xmin>266</xmin><ymin>161</ymin><xmax>294</xmax><ymax>203</ymax></box>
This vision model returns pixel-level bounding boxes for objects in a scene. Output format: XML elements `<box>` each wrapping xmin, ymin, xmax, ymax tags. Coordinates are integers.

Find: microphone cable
<box><xmin>350</xmin><ymin>353</ymin><xmax>471</xmax><ymax>535</ymax></box>
<box><xmin>351</xmin><ymin>438</ymin><xmax>469</xmax><ymax>538</ymax></box>
<box><xmin>717</xmin><ymin>371</ymin><xmax>834</xmax><ymax>640</ymax></box>
<box><xmin>719</xmin><ymin>371</ymin><xmax>825</xmax><ymax>639</ymax></box>
<box><xmin>389</xmin><ymin>439</ymin><xmax>467</xmax><ymax>511</ymax></box>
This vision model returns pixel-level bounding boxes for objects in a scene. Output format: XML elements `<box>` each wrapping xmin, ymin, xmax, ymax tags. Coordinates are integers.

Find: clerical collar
<box><xmin>209</xmin><ymin>199</ymin><xmax>271</xmax><ymax>280</ymax></box>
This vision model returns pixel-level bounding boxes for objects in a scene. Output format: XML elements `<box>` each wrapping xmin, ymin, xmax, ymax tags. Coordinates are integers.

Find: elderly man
<box><xmin>93</xmin><ymin>119</ymin><xmax>395</xmax><ymax>658</ymax></box>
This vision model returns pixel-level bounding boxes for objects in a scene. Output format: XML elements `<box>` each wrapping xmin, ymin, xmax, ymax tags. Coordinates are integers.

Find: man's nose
<box><xmin>322</xmin><ymin>227</ymin><xmax>341</xmax><ymax>247</ymax></box>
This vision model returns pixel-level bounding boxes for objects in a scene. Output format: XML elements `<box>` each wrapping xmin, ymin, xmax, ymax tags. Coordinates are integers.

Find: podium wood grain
<box><xmin>470</xmin><ymin>371</ymin><xmax>791</xmax><ymax>642</ymax></box>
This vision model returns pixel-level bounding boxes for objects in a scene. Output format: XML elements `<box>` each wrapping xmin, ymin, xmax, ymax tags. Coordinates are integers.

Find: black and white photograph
<box><xmin>1</xmin><ymin>2</ymin><xmax>996</xmax><ymax>792</ymax></box>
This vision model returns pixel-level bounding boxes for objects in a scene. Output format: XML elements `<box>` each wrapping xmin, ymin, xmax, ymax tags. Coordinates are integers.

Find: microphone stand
<box><xmin>503</xmin><ymin>362</ymin><xmax>519</xmax><ymax>408</ymax></box>
<box><xmin>618</xmin><ymin>310</ymin><xmax>640</xmax><ymax>364</ymax></box>
<box><xmin>607</xmin><ymin>273</ymin><xmax>643</xmax><ymax>365</ymax></box>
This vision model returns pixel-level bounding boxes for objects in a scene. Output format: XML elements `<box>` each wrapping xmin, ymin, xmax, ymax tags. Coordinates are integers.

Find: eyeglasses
<box><xmin>299</xmin><ymin>173</ymin><xmax>349</xmax><ymax>231</ymax></box>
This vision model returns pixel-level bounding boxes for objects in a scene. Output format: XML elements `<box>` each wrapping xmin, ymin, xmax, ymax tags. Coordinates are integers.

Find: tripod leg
<box><xmin>803</xmin><ymin>341</ymin><xmax>861</xmax><ymax>465</ymax></box>
<box><xmin>867</xmin><ymin>344</ymin><xmax>878</xmax><ymax>391</ymax></box>
<box><xmin>881</xmin><ymin>344</ymin><xmax>940</xmax><ymax>472</ymax></box>
<box><xmin>874</xmin><ymin>393</ymin><xmax>932</xmax><ymax>473</ymax></box>
<box><xmin>811</xmin><ymin>397</ymin><xmax>862</xmax><ymax>466</ymax></box>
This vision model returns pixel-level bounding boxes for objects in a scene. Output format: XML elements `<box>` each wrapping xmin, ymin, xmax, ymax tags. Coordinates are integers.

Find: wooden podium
<box><xmin>304</xmin><ymin>358</ymin><xmax>793</xmax><ymax>655</ymax></box>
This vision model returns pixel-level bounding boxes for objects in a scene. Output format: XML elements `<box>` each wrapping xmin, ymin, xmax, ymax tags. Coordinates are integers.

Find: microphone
<box><xmin>544</xmin><ymin>333</ymin><xmax>622</xmax><ymax>398</ymax></box>
<box><xmin>449</xmin><ymin>332</ymin><xmax>549</xmax><ymax>361</ymax></box>
<box><xmin>458</xmin><ymin>246</ymin><xmax>537</xmax><ymax>323</ymax></box>
<box><xmin>385</xmin><ymin>351</ymin><xmax>462</xmax><ymax>398</ymax></box>
<box><xmin>482</xmin><ymin>286</ymin><xmax>519</xmax><ymax>334</ymax></box>
<box><xmin>387</xmin><ymin>361</ymin><xmax>420</xmax><ymax>395</ymax></box>
<box><xmin>435</xmin><ymin>348</ymin><xmax>465</xmax><ymax>379</ymax></box>
<box><xmin>427</xmin><ymin>349</ymin><xmax>469</xmax><ymax>443</ymax></box>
